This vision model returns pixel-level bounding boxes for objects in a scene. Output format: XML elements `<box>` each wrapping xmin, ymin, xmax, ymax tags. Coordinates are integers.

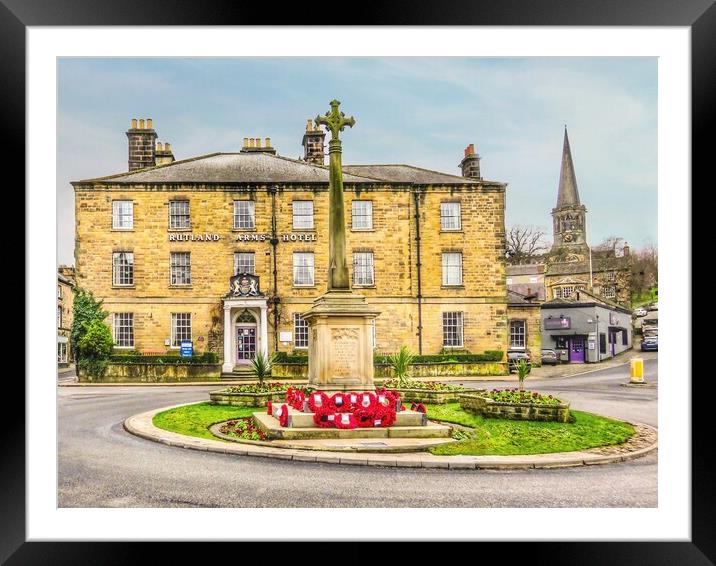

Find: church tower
<box><xmin>550</xmin><ymin>127</ymin><xmax>588</xmax><ymax>259</ymax></box>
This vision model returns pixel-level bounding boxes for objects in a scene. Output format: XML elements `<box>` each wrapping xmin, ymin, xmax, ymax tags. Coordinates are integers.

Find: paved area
<box><xmin>58</xmin><ymin>356</ymin><xmax>658</xmax><ymax>507</ymax></box>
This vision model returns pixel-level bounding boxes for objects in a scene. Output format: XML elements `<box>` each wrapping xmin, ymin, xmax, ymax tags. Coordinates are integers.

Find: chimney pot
<box><xmin>157</xmin><ymin>141</ymin><xmax>163</xmax><ymax>151</ymax></box>
<box><xmin>243</xmin><ymin>137</ymin><xmax>248</xmax><ymax>148</ymax></box>
<box><xmin>138</xmin><ymin>119</ymin><xmax>145</xmax><ymax>129</ymax></box>
<box><xmin>165</xmin><ymin>142</ymin><xmax>171</xmax><ymax>151</ymax></box>
<box><xmin>265</xmin><ymin>137</ymin><xmax>271</xmax><ymax>148</ymax></box>
<box><xmin>147</xmin><ymin>118</ymin><xmax>153</xmax><ymax>129</ymax></box>
<box><xmin>131</xmin><ymin>118</ymin><xmax>138</xmax><ymax>129</ymax></box>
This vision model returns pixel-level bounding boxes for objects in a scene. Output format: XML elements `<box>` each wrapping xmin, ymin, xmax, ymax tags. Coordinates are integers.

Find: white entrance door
<box><xmin>236</xmin><ymin>325</ymin><xmax>257</xmax><ymax>363</ymax></box>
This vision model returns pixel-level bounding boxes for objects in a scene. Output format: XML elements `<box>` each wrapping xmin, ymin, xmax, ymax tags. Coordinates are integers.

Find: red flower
<box><xmin>278</xmin><ymin>404</ymin><xmax>289</xmax><ymax>427</ymax></box>
<box><xmin>308</xmin><ymin>391</ymin><xmax>330</xmax><ymax>413</ymax></box>
<box><xmin>266</xmin><ymin>401</ymin><xmax>273</xmax><ymax>415</ymax></box>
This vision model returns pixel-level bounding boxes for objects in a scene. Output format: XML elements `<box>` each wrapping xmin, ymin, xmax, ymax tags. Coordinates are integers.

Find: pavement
<box><xmin>58</xmin><ymin>357</ymin><xmax>659</xmax><ymax>507</ymax></box>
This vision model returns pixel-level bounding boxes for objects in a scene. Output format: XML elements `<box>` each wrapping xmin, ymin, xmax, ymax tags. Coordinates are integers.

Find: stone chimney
<box><xmin>155</xmin><ymin>141</ymin><xmax>176</xmax><ymax>166</ymax></box>
<box><xmin>623</xmin><ymin>241</ymin><xmax>630</xmax><ymax>256</ymax></box>
<box><xmin>459</xmin><ymin>143</ymin><xmax>482</xmax><ymax>179</ymax></box>
<box><xmin>302</xmin><ymin>119</ymin><xmax>326</xmax><ymax>165</ymax></box>
<box><xmin>126</xmin><ymin>118</ymin><xmax>158</xmax><ymax>171</ymax></box>
<box><xmin>240</xmin><ymin>136</ymin><xmax>276</xmax><ymax>155</ymax></box>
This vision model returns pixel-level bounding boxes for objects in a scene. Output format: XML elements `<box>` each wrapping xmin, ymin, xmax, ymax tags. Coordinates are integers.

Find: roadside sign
<box><xmin>180</xmin><ymin>340</ymin><xmax>193</xmax><ymax>357</ymax></box>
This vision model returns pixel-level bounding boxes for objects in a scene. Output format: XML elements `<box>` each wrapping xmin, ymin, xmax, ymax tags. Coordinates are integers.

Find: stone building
<box><xmin>57</xmin><ymin>265</ymin><xmax>76</xmax><ymax>366</ymax></box>
<box><xmin>72</xmin><ymin>118</ymin><xmax>509</xmax><ymax>374</ymax></box>
<box><xmin>507</xmin><ymin>289</ymin><xmax>542</xmax><ymax>363</ymax></box>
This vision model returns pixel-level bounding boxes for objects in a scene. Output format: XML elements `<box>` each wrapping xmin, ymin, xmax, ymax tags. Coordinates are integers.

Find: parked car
<box><xmin>508</xmin><ymin>350</ymin><xmax>531</xmax><ymax>373</ymax></box>
<box><xmin>641</xmin><ymin>336</ymin><xmax>658</xmax><ymax>351</ymax></box>
<box><xmin>633</xmin><ymin>307</ymin><xmax>648</xmax><ymax>317</ymax></box>
<box><xmin>540</xmin><ymin>349</ymin><xmax>559</xmax><ymax>365</ymax></box>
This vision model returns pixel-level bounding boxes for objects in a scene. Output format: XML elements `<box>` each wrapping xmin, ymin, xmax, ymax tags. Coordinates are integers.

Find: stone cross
<box><xmin>315</xmin><ymin>100</ymin><xmax>355</xmax><ymax>290</ymax></box>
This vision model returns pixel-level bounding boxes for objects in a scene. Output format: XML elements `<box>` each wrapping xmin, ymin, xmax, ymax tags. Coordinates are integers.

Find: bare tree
<box><xmin>630</xmin><ymin>243</ymin><xmax>658</xmax><ymax>298</ymax></box>
<box><xmin>506</xmin><ymin>225</ymin><xmax>549</xmax><ymax>264</ymax></box>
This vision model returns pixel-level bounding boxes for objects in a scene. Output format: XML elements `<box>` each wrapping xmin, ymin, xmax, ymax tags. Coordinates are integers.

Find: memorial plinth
<box><xmin>302</xmin><ymin>290</ymin><xmax>380</xmax><ymax>392</ymax></box>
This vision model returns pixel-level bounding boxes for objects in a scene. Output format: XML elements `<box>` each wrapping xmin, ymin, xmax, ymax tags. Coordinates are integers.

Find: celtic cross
<box><xmin>315</xmin><ymin>99</ymin><xmax>355</xmax><ymax>146</ymax></box>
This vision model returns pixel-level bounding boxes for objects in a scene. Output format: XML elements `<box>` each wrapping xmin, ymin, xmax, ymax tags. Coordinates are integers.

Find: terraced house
<box><xmin>72</xmin><ymin>118</ymin><xmax>510</xmax><ymax>375</ymax></box>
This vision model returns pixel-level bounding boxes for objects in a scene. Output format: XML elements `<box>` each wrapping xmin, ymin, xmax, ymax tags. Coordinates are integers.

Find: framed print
<box><xmin>7</xmin><ymin>0</ymin><xmax>708</xmax><ymax>563</ymax></box>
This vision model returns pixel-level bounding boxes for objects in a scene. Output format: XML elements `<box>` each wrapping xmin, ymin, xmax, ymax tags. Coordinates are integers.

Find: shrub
<box><xmin>389</xmin><ymin>346</ymin><xmax>414</xmax><ymax>387</ymax></box>
<box><xmin>77</xmin><ymin>319</ymin><xmax>114</xmax><ymax>378</ymax></box>
<box><xmin>381</xmin><ymin>379</ymin><xmax>464</xmax><ymax>391</ymax></box>
<box><xmin>71</xmin><ymin>288</ymin><xmax>108</xmax><ymax>366</ymax></box>
<box><xmin>374</xmin><ymin>351</ymin><xmax>504</xmax><ymax>364</ymax></box>
<box><xmin>107</xmin><ymin>352</ymin><xmax>219</xmax><ymax>364</ymax></box>
<box><xmin>250</xmin><ymin>351</ymin><xmax>277</xmax><ymax>387</ymax></box>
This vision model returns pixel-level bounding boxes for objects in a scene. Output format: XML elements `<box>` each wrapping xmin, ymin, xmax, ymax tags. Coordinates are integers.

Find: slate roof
<box><xmin>507</xmin><ymin>289</ymin><xmax>542</xmax><ymax>305</ymax></box>
<box><xmin>342</xmin><ymin>164</ymin><xmax>491</xmax><ymax>185</ymax></box>
<box><xmin>74</xmin><ymin>153</ymin><xmax>502</xmax><ymax>187</ymax></box>
<box><xmin>508</xmin><ymin>284</ymin><xmax>546</xmax><ymax>301</ymax></box>
<box><xmin>76</xmin><ymin>153</ymin><xmax>380</xmax><ymax>185</ymax></box>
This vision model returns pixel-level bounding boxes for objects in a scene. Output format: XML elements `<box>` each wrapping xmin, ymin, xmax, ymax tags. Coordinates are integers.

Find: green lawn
<box><xmin>152</xmin><ymin>401</ymin><xmax>635</xmax><ymax>456</ymax></box>
<box><xmin>153</xmin><ymin>402</ymin><xmax>258</xmax><ymax>440</ymax></box>
<box><xmin>426</xmin><ymin>403</ymin><xmax>634</xmax><ymax>456</ymax></box>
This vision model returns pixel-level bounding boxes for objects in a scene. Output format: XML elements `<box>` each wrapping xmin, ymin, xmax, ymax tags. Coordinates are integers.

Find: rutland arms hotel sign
<box><xmin>168</xmin><ymin>232</ymin><xmax>317</xmax><ymax>242</ymax></box>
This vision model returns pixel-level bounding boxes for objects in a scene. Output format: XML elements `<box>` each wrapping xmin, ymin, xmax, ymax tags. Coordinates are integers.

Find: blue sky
<box><xmin>57</xmin><ymin>57</ymin><xmax>657</xmax><ymax>265</ymax></box>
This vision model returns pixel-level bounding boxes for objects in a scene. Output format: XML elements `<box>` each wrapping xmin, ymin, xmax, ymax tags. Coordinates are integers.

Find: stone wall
<box><xmin>271</xmin><ymin>361</ymin><xmax>508</xmax><ymax>379</ymax></box>
<box><xmin>459</xmin><ymin>394</ymin><xmax>570</xmax><ymax>423</ymax></box>
<box><xmin>78</xmin><ymin>363</ymin><xmax>221</xmax><ymax>383</ymax></box>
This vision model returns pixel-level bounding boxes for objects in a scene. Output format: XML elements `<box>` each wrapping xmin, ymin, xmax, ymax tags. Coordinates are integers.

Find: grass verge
<box><xmin>427</xmin><ymin>403</ymin><xmax>634</xmax><ymax>456</ymax></box>
<box><xmin>153</xmin><ymin>402</ymin><xmax>257</xmax><ymax>440</ymax></box>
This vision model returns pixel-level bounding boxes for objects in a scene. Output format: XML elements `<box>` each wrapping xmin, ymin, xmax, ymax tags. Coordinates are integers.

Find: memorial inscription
<box><xmin>330</xmin><ymin>327</ymin><xmax>359</xmax><ymax>378</ymax></box>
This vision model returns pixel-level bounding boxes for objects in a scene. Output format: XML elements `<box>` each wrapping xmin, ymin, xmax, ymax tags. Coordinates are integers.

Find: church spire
<box><xmin>556</xmin><ymin>126</ymin><xmax>581</xmax><ymax>207</ymax></box>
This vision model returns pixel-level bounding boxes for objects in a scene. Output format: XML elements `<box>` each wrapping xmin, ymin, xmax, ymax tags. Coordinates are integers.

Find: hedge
<box><xmin>273</xmin><ymin>350</ymin><xmax>504</xmax><ymax>364</ymax></box>
<box><xmin>108</xmin><ymin>352</ymin><xmax>219</xmax><ymax>364</ymax></box>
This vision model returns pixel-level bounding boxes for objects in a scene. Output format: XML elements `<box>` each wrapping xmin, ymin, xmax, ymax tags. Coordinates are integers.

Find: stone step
<box><xmin>287</xmin><ymin>409</ymin><xmax>426</xmax><ymax>428</ymax></box>
<box><xmin>253</xmin><ymin>411</ymin><xmax>451</xmax><ymax>440</ymax></box>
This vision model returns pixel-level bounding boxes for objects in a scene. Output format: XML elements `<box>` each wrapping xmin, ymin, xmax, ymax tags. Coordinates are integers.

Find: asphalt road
<box><xmin>58</xmin><ymin>358</ymin><xmax>658</xmax><ymax>508</ymax></box>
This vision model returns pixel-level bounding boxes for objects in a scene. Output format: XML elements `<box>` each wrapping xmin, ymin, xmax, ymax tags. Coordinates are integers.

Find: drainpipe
<box><xmin>413</xmin><ymin>189</ymin><xmax>424</xmax><ymax>355</ymax></box>
<box><xmin>268</xmin><ymin>185</ymin><xmax>280</xmax><ymax>352</ymax></box>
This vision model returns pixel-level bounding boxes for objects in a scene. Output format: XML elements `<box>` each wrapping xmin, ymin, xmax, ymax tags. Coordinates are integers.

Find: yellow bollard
<box><xmin>630</xmin><ymin>358</ymin><xmax>644</xmax><ymax>383</ymax></box>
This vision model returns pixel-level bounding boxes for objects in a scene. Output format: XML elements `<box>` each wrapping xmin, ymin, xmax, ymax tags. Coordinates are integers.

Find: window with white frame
<box><xmin>353</xmin><ymin>251</ymin><xmax>375</xmax><ymax>286</ymax></box>
<box><xmin>112</xmin><ymin>252</ymin><xmax>134</xmax><ymax>286</ymax></box>
<box><xmin>509</xmin><ymin>320</ymin><xmax>526</xmax><ymax>349</ymax></box>
<box><xmin>351</xmin><ymin>200</ymin><xmax>373</xmax><ymax>230</ymax></box>
<box><xmin>234</xmin><ymin>252</ymin><xmax>256</xmax><ymax>275</ymax></box>
<box><xmin>292</xmin><ymin>201</ymin><xmax>314</xmax><ymax>229</ymax></box>
<box><xmin>169</xmin><ymin>200</ymin><xmax>190</xmax><ymax>229</ymax></box>
<box><xmin>294</xmin><ymin>313</ymin><xmax>308</xmax><ymax>348</ymax></box>
<box><xmin>442</xmin><ymin>252</ymin><xmax>463</xmax><ymax>286</ymax></box>
<box><xmin>606</xmin><ymin>271</ymin><xmax>616</xmax><ymax>282</ymax></box>
<box><xmin>112</xmin><ymin>200</ymin><xmax>134</xmax><ymax>229</ymax></box>
<box><xmin>442</xmin><ymin>312</ymin><xmax>464</xmax><ymax>348</ymax></box>
<box><xmin>170</xmin><ymin>252</ymin><xmax>191</xmax><ymax>285</ymax></box>
<box><xmin>440</xmin><ymin>202</ymin><xmax>461</xmax><ymax>231</ymax></box>
<box><xmin>233</xmin><ymin>200</ymin><xmax>255</xmax><ymax>229</ymax></box>
<box><xmin>554</xmin><ymin>287</ymin><xmax>562</xmax><ymax>299</ymax></box>
<box><xmin>293</xmin><ymin>252</ymin><xmax>314</xmax><ymax>286</ymax></box>
<box><xmin>561</xmin><ymin>285</ymin><xmax>575</xmax><ymax>298</ymax></box>
<box><xmin>171</xmin><ymin>313</ymin><xmax>192</xmax><ymax>347</ymax></box>
<box><xmin>603</xmin><ymin>286</ymin><xmax>616</xmax><ymax>299</ymax></box>
<box><xmin>58</xmin><ymin>342</ymin><xmax>68</xmax><ymax>363</ymax></box>
<box><xmin>114</xmin><ymin>313</ymin><xmax>134</xmax><ymax>348</ymax></box>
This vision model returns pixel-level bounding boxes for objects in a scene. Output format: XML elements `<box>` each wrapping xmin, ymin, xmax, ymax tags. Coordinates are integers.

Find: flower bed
<box><xmin>218</xmin><ymin>417</ymin><xmax>268</xmax><ymax>441</ymax></box>
<box><xmin>380</xmin><ymin>379</ymin><xmax>470</xmax><ymax>404</ymax></box>
<box><xmin>209</xmin><ymin>382</ymin><xmax>297</xmax><ymax>407</ymax></box>
<box><xmin>459</xmin><ymin>389</ymin><xmax>571</xmax><ymax>423</ymax></box>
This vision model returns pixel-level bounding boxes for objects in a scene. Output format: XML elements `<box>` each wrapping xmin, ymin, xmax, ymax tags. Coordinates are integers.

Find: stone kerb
<box><xmin>459</xmin><ymin>393</ymin><xmax>571</xmax><ymax>423</ymax></box>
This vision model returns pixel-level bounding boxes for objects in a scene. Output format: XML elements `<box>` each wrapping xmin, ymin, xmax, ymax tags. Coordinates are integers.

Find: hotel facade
<box><xmin>73</xmin><ymin>118</ymin><xmax>513</xmax><ymax>374</ymax></box>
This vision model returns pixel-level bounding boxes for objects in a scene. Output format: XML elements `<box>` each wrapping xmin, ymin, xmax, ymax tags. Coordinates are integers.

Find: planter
<box><xmin>78</xmin><ymin>363</ymin><xmax>222</xmax><ymax>383</ymax></box>
<box><xmin>459</xmin><ymin>393</ymin><xmax>570</xmax><ymax>423</ymax></box>
<box><xmin>390</xmin><ymin>388</ymin><xmax>474</xmax><ymax>405</ymax></box>
<box><xmin>209</xmin><ymin>389</ymin><xmax>287</xmax><ymax>407</ymax></box>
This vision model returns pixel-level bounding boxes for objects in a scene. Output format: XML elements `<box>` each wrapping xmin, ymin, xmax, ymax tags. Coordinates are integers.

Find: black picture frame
<box><xmin>7</xmin><ymin>0</ymin><xmax>704</xmax><ymax>563</ymax></box>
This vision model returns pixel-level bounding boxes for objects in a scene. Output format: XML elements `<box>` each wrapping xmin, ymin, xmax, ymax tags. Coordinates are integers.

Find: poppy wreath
<box><xmin>329</xmin><ymin>392</ymin><xmax>351</xmax><ymax>413</ymax></box>
<box><xmin>308</xmin><ymin>391</ymin><xmax>330</xmax><ymax>413</ymax></box>
<box><xmin>266</xmin><ymin>401</ymin><xmax>273</xmax><ymax>415</ymax></box>
<box><xmin>313</xmin><ymin>408</ymin><xmax>336</xmax><ymax>428</ymax></box>
<box><xmin>411</xmin><ymin>402</ymin><xmax>427</xmax><ymax>414</ymax></box>
<box><xmin>286</xmin><ymin>388</ymin><xmax>305</xmax><ymax>411</ymax></box>
<box><xmin>373</xmin><ymin>403</ymin><xmax>397</xmax><ymax>427</ymax></box>
<box><xmin>356</xmin><ymin>391</ymin><xmax>377</xmax><ymax>412</ymax></box>
<box><xmin>334</xmin><ymin>412</ymin><xmax>358</xmax><ymax>429</ymax></box>
<box><xmin>353</xmin><ymin>407</ymin><xmax>376</xmax><ymax>428</ymax></box>
<box><xmin>278</xmin><ymin>404</ymin><xmax>289</xmax><ymax>427</ymax></box>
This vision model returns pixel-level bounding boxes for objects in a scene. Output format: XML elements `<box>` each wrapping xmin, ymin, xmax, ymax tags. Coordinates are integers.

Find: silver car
<box><xmin>540</xmin><ymin>349</ymin><xmax>559</xmax><ymax>365</ymax></box>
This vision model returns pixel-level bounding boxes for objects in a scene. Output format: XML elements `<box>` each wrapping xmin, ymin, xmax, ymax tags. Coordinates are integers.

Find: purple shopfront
<box><xmin>544</xmin><ymin>316</ymin><xmax>587</xmax><ymax>364</ymax></box>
